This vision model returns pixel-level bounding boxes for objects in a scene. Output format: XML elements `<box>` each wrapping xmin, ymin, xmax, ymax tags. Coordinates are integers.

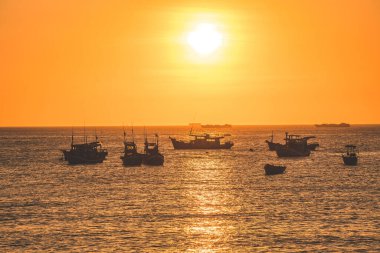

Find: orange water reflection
<box><xmin>182</xmin><ymin>156</ymin><xmax>237</xmax><ymax>252</ymax></box>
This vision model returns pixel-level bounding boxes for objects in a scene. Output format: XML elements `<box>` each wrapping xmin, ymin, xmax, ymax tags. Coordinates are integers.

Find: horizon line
<box><xmin>1</xmin><ymin>123</ymin><xmax>380</xmax><ymax>128</ymax></box>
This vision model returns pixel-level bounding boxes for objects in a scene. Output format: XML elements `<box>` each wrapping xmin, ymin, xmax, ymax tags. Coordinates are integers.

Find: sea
<box><xmin>0</xmin><ymin>125</ymin><xmax>379</xmax><ymax>252</ymax></box>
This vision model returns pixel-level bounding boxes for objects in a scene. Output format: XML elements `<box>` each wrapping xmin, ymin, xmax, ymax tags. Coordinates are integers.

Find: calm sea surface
<box><xmin>0</xmin><ymin>126</ymin><xmax>379</xmax><ymax>252</ymax></box>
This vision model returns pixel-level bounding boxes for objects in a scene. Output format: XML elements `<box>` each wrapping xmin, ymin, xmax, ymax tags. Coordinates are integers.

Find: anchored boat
<box><xmin>61</xmin><ymin>131</ymin><xmax>108</xmax><ymax>165</ymax></box>
<box><xmin>143</xmin><ymin>133</ymin><xmax>164</xmax><ymax>166</ymax></box>
<box><xmin>267</xmin><ymin>131</ymin><xmax>319</xmax><ymax>152</ymax></box>
<box><xmin>170</xmin><ymin>132</ymin><xmax>233</xmax><ymax>150</ymax></box>
<box><xmin>120</xmin><ymin>128</ymin><xmax>143</xmax><ymax>166</ymax></box>
<box><xmin>264</xmin><ymin>164</ymin><xmax>286</xmax><ymax>175</ymax></box>
<box><xmin>275</xmin><ymin>133</ymin><xmax>315</xmax><ymax>157</ymax></box>
<box><xmin>342</xmin><ymin>145</ymin><xmax>358</xmax><ymax>165</ymax></box>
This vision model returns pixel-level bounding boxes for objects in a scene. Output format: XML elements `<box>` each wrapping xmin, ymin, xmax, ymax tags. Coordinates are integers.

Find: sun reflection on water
<box><xmin>182</xmin><ymin>156</ymin><xmax>236</xmax><ymax>252</ymax></box>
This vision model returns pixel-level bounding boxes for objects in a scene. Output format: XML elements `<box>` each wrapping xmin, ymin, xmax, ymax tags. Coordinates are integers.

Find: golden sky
<box><xmin>1</xmin><ymin>0</ymin><xmax>379</xmax><ymax>126</ymax></box>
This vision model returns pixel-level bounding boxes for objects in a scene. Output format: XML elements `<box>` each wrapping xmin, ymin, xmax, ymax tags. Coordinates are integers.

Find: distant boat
<box><xmin>143</xmin><ymin>133</ymin><xmax>164</xmax><ymax>166</ymax></box>
<box><xmin>342</xmin><ymin>145</ymin><xmax>358</xmax><ymax>166</ymax></box>
<box><xmin>120</xmin><ymin>128</ymin><xmax>143</xmax><ymax>166</ymax></box>
<box><xmin>170</xmin><ymin>132</ymin><xmax>233</xmax><ymax>149</ymax></box>
<box><xmin>61</xmin><ymin>131</ymin><xmax>108</xmax><ymax>165</ymax></box>
<box><xmin>201</xmin><ymin>124</ymin><xmax>232</xmax><ymax>128</ymax></box>
<box><xmin>264</xmin><ymin>164</ymin><xmax>286</xmax><ymax>175</ymax></box>
<box><xmin>275</xmin><ymin>133</ymin><xmax>315</xmax><ymax>157</ymax></box>
<box><xmin>315</xmin><ymin>123</ymin><xmax>350</xmax><ymax>127</ymax></box>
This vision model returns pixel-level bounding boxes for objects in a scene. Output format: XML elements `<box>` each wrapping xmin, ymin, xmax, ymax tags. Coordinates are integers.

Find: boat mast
<box><xmin>144</xmin><ymin>127</ymin><xmax>147</xmax><ymax>144</ymax></box>
<box><xmin>83</xmin><ymin>123</ymin><xmax>86</xmax><ymax>143</ymax></box>
<box><xmin>132</xmin><ymin>125</ymin><xmax>135</xmax><ymax>143</ymax></box>
<box><xmin>123</xmin><ymin>125</ymin><xmax>126</xmax><ymax>142</ymax></box>
<box><xmin>71</xmin><ymin>127</ymin><xmax>74</xmax><ymax>146</ymax></box>
<box><xmin>144</xmin><ymin>127</ymin><xmax>148</xmax><ymax>153</ymax></box>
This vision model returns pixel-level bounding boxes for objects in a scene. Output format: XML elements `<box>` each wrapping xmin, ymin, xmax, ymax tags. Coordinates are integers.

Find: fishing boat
<box><xmin>143</xmin><ymin>133</ymin><xmax>164</xmax><ymax>166</ymax></box>
<box><xmin>170</xmin><ymin>132</ymin><xmax>233</xmax><ymax>149</ymax></box>
<box><xmin>264</xmin><ymin>164</ymin><xmax>286</xmax><ymax>175</ymax></box>
<box><xmin>120</xmin><ymin>128</ymin><xmax>143</xmax><ymax>166</ymax></box>
<box><xmin>342</xmin><ymin>145</ymin><xmax>358</xmax><ymax>165</ymax></box>
<box><xmin>266</xmin><ymin>131</ymin><xmax>319</xmax><ymax>151</ymax></box>
<box><xmin>61</xmin><ymin>130</ymin><xmax>108</xmax><ymax>165</ymax></box>
<box><xmin>275</xmin><ymin>133</ymin><xmax>315</xmax><ymax>157</ymax></box>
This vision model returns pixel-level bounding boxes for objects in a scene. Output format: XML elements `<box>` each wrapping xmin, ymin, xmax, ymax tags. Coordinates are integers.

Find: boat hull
<box><xmin>275</xmin><ymin>145</ymin><xmax>310</xmax><ymax>157</ymax></box>
<box><xmin>264</xmin><ymin>164</ymin><xmax>286</xmax><ymax>175</ymax></box>
<box><xmin>63</xmin><ymin>150</ymin><xmax>108</xmax><ymax>165</ymax></box>
<box><xmin>143</xmin><ymin>154</ymin><xmax>164</xmax><ymax>166</ymax></box>
<box><xmin>343</xmin><ymin>155</ymin><xmax>358</xmax><ymax>166</ymax></box>
<box><xmin>121</xmin><ymin>154</ymin><xmax>143</xmax><ymax>166</ymax></box>
<box><xmin>170</xmin><ymin>138</ymin><xmax>233</xmax><ymax>149</ymax></box>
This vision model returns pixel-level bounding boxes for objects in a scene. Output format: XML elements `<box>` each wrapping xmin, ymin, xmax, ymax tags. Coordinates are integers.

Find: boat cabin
<box><xmin>284</xmin><ymin>133</ymin><xmax>315</xmax><ymax>146</ymax></box>
<box><xmin>190</xmin><ymin>133</ymin><xmax>227</xmax><ymax>144</ymax></box>
<box><xmin>144</xmin><ymin>134</ymin><xmax>161</xmax><ymax>155</ymax></box>
<box><xmin>345</xmin><ymin>145</ymin><xmax>357</xmax><ymax>156</ymax></box>
<box><xmin>124</xmin><ymin>141</ymin><xmax>138</xmax><ymax>154</ymax></box>
<box><xmin>71</xmin><ymin>141</ymin><xmax>104</xmax><ymax>152</ymax></box>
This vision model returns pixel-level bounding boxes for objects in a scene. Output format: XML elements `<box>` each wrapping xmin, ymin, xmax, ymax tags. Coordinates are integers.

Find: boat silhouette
<box><xmin>120</xmin><ymin>127</ymin><xmax>143</xmax><ymax>166</ymax></box>
<box><xmin>170</xmin><ymin>132</ymin><xmax>233</xmax><ymax>149</ymax></box>
<box><xmin>61</xmin><ymin>129</ymin><xmax>108</xmax><ymax>164</ymax></box>
<box><xmin>266</xmin><ymin>131</ymin><xmax>319</xmax><ymax>152</ymax></box>
<box><xmin>342</xmin><ymin>145</ymin><xmax>358</xmax><ymax>165</ymax></box>
<box><xmin>264</xmin><ymin>164</ymin><xmax>286</xmax><ymax>175</ymax></box>
<box><xmin>143</xmin><ymin>133</ymin><xmax>164</xmax><ymax>166</ymax></box>
<box><xmin>275</xmin><ymin>132</ymin><xmax>315</xmax><ymax>157</ymax></box>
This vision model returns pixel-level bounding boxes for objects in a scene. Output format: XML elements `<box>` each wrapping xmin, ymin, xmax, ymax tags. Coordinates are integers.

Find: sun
<box><xmin>187</xmin><ymin>23</ymin><xmax>223</xmax><ymax>55</ymax></box>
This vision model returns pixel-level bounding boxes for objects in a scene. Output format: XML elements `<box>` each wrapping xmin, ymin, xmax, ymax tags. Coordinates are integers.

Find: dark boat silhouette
<box><xmin>170</xmin><ymin>132</ymin><xmax>233</xmax><ymax>149</ymax></box>
<box><xmin>143</xmin><ymin>133</ymin><xmax>164</xmax><ymax>166</ymax></box>
<box><xmin>342</xmin><ymin>145</ymin><xmax>358</xmax><ymax>166</ymax></box>
<box><xmin>120</xmin><ymin>128</ymin><xmax>143</xmax><ymax>166</ymax></box>
<box><xmin>315</xmin><ymin>123</ymin><xmax>350</xmax><ymax>127</ymax></box>
<box><xmin>61</xmin><ymin>131</ymin><xmax>108</xmax><ymax>165</ymax></box>
<box><xmin>267</xmin><ymin>131</ymin><xmax>319</xmax><ymax>151</ymax></box>
<box><xmin>275</xmin><ymin>132</ymin><xmax>315</xmax><ymax>157</ymax></box>
<box><xmin>264</xmin><ymin>164</ymin><xmax>286</xmax><ymax>175</ymax></box>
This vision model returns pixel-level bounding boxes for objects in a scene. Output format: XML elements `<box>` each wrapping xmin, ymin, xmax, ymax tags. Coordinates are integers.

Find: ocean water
<box><xmin>0</xmin><ymin>125</ymin><xmax>379</xmax><ymax>252</ymax></box>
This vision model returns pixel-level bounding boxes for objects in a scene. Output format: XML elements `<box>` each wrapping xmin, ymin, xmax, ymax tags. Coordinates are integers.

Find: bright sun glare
<box><xmin>187</xmin><ymin>23</ymin><xmax>222</xmax><ymax>55</ymax></box>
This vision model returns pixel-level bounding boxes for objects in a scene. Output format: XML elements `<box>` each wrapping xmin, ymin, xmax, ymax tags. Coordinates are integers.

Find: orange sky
<box><xmin>1</xmin><ymin>0</ymin><xmax>379</xmax><ymax>126</ymax></box>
